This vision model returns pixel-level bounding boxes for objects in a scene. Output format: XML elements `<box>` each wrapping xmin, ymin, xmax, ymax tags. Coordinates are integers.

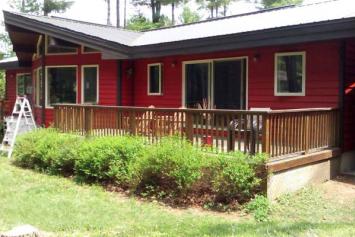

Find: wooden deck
<box><xmin>53</xmin><ymin>105</ymin><xmax>340</xmax><ymax>159</ymax></box>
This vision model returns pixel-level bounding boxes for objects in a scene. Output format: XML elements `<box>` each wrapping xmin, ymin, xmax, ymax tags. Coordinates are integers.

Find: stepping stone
<box><xmin>0</xmin><ymin>225</ymin><xmax>43</xmax><ymax>237</ymax></box>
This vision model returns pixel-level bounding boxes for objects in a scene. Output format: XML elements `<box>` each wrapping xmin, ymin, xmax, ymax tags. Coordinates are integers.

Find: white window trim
<box><xmin>81</xmin><ymin>65</ymin><xmax>99</xmax><ymax>104</ymax></box>
<box><xmin>81</xmin><ymin>45</ymin><xmax>100</xmax><ymax>54</ymax></box>
<box><xmin>16</xmin><ymin>73</ymin><xmax>30</xmax><ymax>96</ymax></box>
<box><xmin>45</xmin><ymin>35</ymin><xmax>78</xmax><ymax>56</ymax></box>
<box><xmin>181</xmin><ymin>56</ymin><xmax>249</xmax><ymax>109</ymax></box>
<box><xmin>35</xmin><ymin>35</ymin><xmax>43</xmax><ymax>59</ymax></box>
<box><xmin>274</xmin><ymin>51</ymin><xmax>306</xmax><ymax>96</ymax></box>
<box><xmin>147</xmin><ymin>63</ymin><xmax>163</xmax><ymax>96</ymax></box>
<box><xmin>45</xmin><ymin>65</ymin><xmax>78</xmax><ymax>109</ymax></box>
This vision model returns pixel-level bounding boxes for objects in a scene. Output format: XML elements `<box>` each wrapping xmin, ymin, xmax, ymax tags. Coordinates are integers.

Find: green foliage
<box><xmin>0</xmin><ymin>71</ymin><xmax>5</xmax><ymax>100</ymax></box>
<box><xmin>130</xmin><ymin>136</ymin><xmax>204</xmax><ymax>192</ymax></box>
<box><xmin>261</xmin><ymin>0</ymin><xmax>303</xmax><ymax>8</ymax></box>
<box><xmin>209</xmin><ymin>152</ymin><xmax>267</xmax><ymax>202</ymax></box>
<box><xmin>9</xmin><ymin>0</ymin><xmax>73</xmax><ymax>16</ymax></box>
<box><xmin>13</xmin><ymin>129</ymin><xmax>267</xmax><ymax>206</ymax></box>
<box><xmin>179</xmin><ymin>7</ymin><xmax>201</xmax><ymax>24</ymax></box>
<box><xmin>245</xmin><ymin>195</ymin><xmax>271</xmax><ymax>222</ymax></box>
<box><xmin>13</xmin><ymin>129</ymin><xmax>80</xmax><ymax>175</ymax></box>
<box><xmin>75</xmin><ymin>136</ymin><xmax>145</xmax><ymax>184</ymax></box>
<box><xmin>9</xmin><ymin>0</ymin><xmax>41</xmax><ymax>14</ymax></box>
<box><xmin>43</xmin><ymin>0</ymin><xmax>74</xmax><ymax>15</ymax></box>
<box><xmin>126</xmin><ymin>13</ymin><xmax>170</xmax><ymax>31</ymax></box>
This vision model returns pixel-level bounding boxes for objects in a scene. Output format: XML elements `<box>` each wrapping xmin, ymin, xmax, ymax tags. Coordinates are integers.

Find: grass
<box><xmin>0</xmin><ymin>159</ymin><xmax>354</xmax><ymax>237</ymax></box>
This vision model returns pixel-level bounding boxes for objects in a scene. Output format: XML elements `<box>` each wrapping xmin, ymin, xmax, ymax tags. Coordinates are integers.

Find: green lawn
<box><xmin>0</xmin><ymin>159</ymin><xmax>354</xmax><ymax>237</ymax></box>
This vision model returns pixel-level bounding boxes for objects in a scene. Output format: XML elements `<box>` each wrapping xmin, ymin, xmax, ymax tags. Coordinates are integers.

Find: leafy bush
<box><xmin>245</xmin><ymin>195</ymin><xmax>271</xmax><ymax>222</ymax></box>
<box><xmin>208</xmin><ymin>152</ymin><xmax>267</xmax><ymax>203</ymax></box>
<box><xmin>13</xmin><ymin>129</ymin><xmax>268</xmax><ymax>208</ymax></box>
<box><xmin>75</xmin><ymin>136</ymin><xmax>145</xmax><ymax>184</ymax></box>
<box><xmin>13</xmin><ymin>129</ymin><xmax>80</xmax><ymax>175</ymax></box>
<box><xmin>129</xmin><ymin>136</ymin><xmax>204</xmax><ymax>193</ymax></box>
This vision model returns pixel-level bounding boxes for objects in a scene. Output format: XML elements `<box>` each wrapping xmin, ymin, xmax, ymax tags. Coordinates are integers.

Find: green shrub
<box><xmin>209</xmin><ymin>152</ymin><xmax>267</xmax><ymax>203</ymax></box>
<box><xmin>13</xmin><ymin>129</ymin><xmax>80</xmax><ymax>175</ymax></box>
<box><xmin>74</xmin><ymin>136</ymin><xmax>145</xmax><ymax>184</ymax></box>
<box><xmin>245</xmin><ymin>195</ymin><xmax>271</xmax><ymax>222</ymax></box>
<box><xmin>129</xmin><ymin>136</ymin><xmax>204</xmax><ymax>193</ymax></box>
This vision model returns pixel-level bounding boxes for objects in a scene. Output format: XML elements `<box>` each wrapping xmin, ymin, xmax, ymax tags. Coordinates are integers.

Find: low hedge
<box><xmin>13</xmin><ymin>129</ymin><xmax>267</xmax><ymax>206</ymax></box>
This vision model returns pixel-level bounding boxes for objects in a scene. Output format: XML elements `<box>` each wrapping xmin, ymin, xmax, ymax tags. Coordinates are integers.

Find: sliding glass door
<box><xmin>185</xmin><ymin>63</ymin><xmax>210</xmax><ymax>108</ymax></box>
<box><xmin>184</xmin><ymin>58</ymin><xmax>246</xmax><ymax>109</ymax></box>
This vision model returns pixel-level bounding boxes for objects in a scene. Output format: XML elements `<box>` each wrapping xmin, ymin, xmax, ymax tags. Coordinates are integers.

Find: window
<box><xmin>46</xmin><ymin>36</ymin><xmax>77</xmax><ymax>54</ymax></box>
<box><xmin>148</xmin><ymin>63</ymin><xmax>162</xmax><ymax>95</ymax></box>
<box><xmin>82</xmin><ymin>66</ymin><xmax>98</xmax><ymax>104</ymax></box>
<box><xmin>46</xmin><ymin>67</ymin><xmax>77</xmax><ymax>107</ymax></box>
<box><xmin>35</xmin><ymin>69</ymin><xmax>43</xmax><ymax>106</ymax></box>
<box><xmin>82</xmin><ymin>46</ymin><xmax>99</xmax><ymax>53</ymax></box>
<box><xmin>275</xmin><ymin>52</ymin><xmax>306</xmax><ymax>96</ymax></box>
<box><xmin>16</xmin><ymin>74</ymin><xmax>31</xmax><ymax>96</ymax></box>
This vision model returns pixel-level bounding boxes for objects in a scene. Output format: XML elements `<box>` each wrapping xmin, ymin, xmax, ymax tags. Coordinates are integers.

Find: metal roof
<box><xmin>7</xmin><ymin>12</ymin><xmax>142</xmax><ymax>47</ymax></box>
<box><xmin>0</xmin><ymin>57</ymin><xmax>22</xmax><ymax>70</ymax></box>
<box><xmin>3</xmin><ymin>0</ymin><xmax>355</xmax><ymax>59</ymax></box>
<box><xmin>6</xmin><ymin>0</ymin><xmax>355</xmax><ymax>46</ymax></box>
<box><xmin>134</xmin><ymin>0</ymin><xmax>355</xmax><ymax>46</ymax></box>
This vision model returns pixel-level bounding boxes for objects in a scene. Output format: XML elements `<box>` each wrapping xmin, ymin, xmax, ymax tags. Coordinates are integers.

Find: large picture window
<box><xmin>46</xmin><ymin>67</ymin><xmax>77</xmax><ymax>107</ymax></box>
<box><xmin>148</xmin><ymin>63</ymin><xmax>162</xmax><ymax>95</ymax></box>
<box><xmin>82</xmin><ymin>66</ymin><xmax>98</xmax><ymax>104</ymax></box>
<box><xmin>275</xmin><ymin>52</ymin><xmax>306</xmax><ymax>96</ymax></box>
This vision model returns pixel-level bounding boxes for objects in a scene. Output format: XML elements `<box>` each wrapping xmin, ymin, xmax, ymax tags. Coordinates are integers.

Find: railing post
<box><xmin>305</xmin><ymin>113</ymin><xmax>310</xmax><ymax>154</ymax></box>
<box><xmin>84</xmin><ymin>107</ymin><xmax>92</xmax><ymax>136</ymax></box>
<box><xmin>262</xmin><ymin>113</ymin><xmax>270</xmax><ymax>155</ymax></box>
<box><xmin>185</xmin><ymin>111</ymin><xmax>193</xmax><ymax>142</ymax></box>
<box><xmin>129</xmin><ymin>111</ymin><xmax>137</xmax><ymax>135</ymax></box>
<box><xmin>227</xmin><ymin>120</ymin><xmax>236</xmax><ymax>152</ymax></box>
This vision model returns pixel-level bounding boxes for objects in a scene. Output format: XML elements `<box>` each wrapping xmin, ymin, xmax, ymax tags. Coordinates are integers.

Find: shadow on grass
<box><xmin>201</xmin><ymin>221</ymin><xmax>355</xmax><ymax>237</ymax></box>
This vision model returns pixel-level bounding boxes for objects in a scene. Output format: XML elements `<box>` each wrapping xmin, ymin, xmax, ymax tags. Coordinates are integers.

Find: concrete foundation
<box><xmin>340</xmin><ymin>151</ymin><xmax>355</xmax><ymax>174</ymax></box>
<box><xmin>267</xmin><ymin>156</ymin><xmax>340</xmax><ymax>200</ymax></box>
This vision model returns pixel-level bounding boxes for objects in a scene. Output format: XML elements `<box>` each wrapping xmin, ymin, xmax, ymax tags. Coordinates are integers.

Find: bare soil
<box><xmin>320</xmin><ymin>175</ymin><xmax>355</xmax><ymax>204</ymax></box>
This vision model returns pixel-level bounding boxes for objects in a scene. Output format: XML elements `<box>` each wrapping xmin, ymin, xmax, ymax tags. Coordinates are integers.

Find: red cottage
<box><xmin>0</xmin><ymin>0</ymin><xmax>354</xmax><ymax>196</ymax></box>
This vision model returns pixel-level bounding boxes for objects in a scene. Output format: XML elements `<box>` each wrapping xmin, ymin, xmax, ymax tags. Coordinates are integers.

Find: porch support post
<box><xmin>41</xmin><ymin>35</ymin><xmax>46</xmax><ymax>127</ymax></box>
<box><xmin>338</xmin><ymin>40</ymin><xmax>346</xmax><ymax>149</ymax></box>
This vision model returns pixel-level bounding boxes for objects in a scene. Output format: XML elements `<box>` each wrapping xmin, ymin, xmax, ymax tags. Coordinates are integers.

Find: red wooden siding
<box><xmin>30</xmin><ymin>47</ymin><xmax>118</xmax><ymax>126</ymax></box>
<box><xmin>344</xmin><ymin>39</ymin><xmax>355</xmax><ymax>151</ymax></box>
<box><xmin>132</xmin><ymin>41</ymin><xmax>340</xmax><ymax>109</ymax></box>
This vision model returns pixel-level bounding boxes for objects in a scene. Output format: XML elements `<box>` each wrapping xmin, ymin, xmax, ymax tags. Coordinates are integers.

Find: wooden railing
<box><xmin>53</xmin><ymin>105</ymin><xmax>339</xmax><ymax>159</ymax></box>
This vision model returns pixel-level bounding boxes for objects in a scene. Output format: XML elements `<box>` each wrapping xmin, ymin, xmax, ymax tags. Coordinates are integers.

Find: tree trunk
<box><xmin>124</xmin><ymin>0</ymin><xmax>127</xmax><ymax>27</ymax></box>
<box><xmin>107</xmin><ymin>0</ymin><xmax>112</xmax><ymax>25</ymax></box>
<box><xmin>223</xmin><ymin>5</ymin><xmax>227</xmax><ymax>16</ymax></box>
<box><xmin>210</xmin><ymin>7</ymin><xmax>214</xmax><ymax>18</ymax></box>
<box><xmin>154</xmin><ymin>1</ymin><xmax>161</xmax><ymax>23</ymax></box>
<box><xmin>116</xmin><ymin>0</ymin><xmax>120</xmax><ymax>27</ymax></box>
<box><xmin>171</xmin><ymin>2</ymin><xmax>175</xmax><ymax>25</ymax></box>
<box><xmin>44</xmin><ymin>0</ymin><xmax>48</xmax><ymax>16</ymax></box>
<box><xmin>21</xmin><ymin>0</ymin><xmax>25</xmax><ymax>12</ymax></box>
<box><xmin>215</xmin><ymin>6</ymin><xmax>218</xmax><ymax>18</ymax></box>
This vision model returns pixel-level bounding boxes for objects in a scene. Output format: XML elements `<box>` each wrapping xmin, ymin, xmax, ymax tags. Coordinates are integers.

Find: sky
<box><xmin>0</xmin><ymin>0</ymin><xmax>325</xmax><ymax>51</ymax></box>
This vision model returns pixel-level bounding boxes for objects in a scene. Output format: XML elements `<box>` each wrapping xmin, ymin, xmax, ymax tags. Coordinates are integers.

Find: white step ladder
<box><xmin>1</xmin><ymin>96</ymin><xmax>36</xmax><ymax>158</ymax></box>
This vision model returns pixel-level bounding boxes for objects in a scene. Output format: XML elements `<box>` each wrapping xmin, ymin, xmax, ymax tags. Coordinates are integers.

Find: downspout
<box><xmin>117</xmin><ymin>60</ymin><xmax>122</xmax><ymax>106</ymax></box>
<box><xmin>339</xmin><ymin>40</ymin><xmax>346</xmax><ymax>150</ymax></box>
<box><xmin>41</xmin><ymin>35</ymin><xmax>46</xmax><ymax>127</ymax></box>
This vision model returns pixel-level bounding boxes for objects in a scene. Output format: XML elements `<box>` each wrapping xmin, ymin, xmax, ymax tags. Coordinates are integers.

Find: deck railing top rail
<box><xmin>53</xmin><ymin>104</ymin><xmax>337</xmax><ymax>114</ymax></box>
<box><xmin>53</xmin><ymin>104</ymin><xmax>340</xmax><ymax>159</ymax></box>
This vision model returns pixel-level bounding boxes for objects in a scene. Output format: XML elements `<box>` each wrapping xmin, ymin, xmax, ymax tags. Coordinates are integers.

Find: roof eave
<box><xmin>3</xmin><ymin>11</ymin><xmax>133</xmax><ymax>59</ymax></box>
<box><xmin>130</xmin><ymin>17</ymin><xmax>355</xmax><ymax>58</ymax></box>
